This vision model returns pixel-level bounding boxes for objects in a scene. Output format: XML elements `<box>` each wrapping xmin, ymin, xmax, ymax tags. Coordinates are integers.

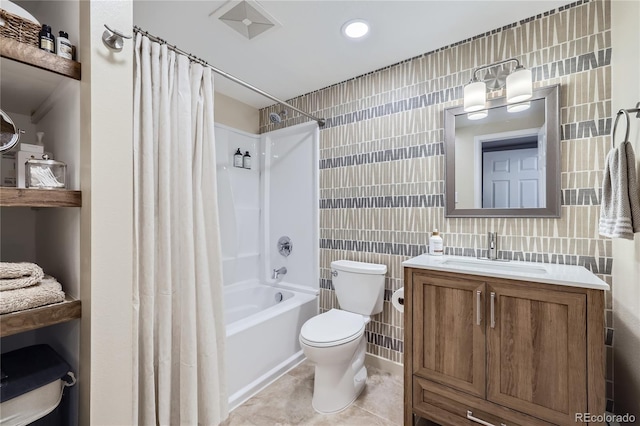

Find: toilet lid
<box><xmin>300</xmin><ymin>309</ymin><xmax>365</xmax><ymax>347</ymax></box>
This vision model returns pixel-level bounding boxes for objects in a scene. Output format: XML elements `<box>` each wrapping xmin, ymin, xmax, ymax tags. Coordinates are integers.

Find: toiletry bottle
<box><xmin>56</xmin><ymin>31</ymin><xmax>73</xmax><ymax>60</ymax></box>
<box><xmin>429</xmin><ymin>229</ymin><xmax>443</xmax><ymax>256</ymax></box>
<box><xmin>243</xmin><ymin>151</ymin><xmax>252</xmax><ymax>169</ymax></box>
<box><xmin>233</xmin><ymin>148</ymin><xmax>243</xmax><ymax>167</ymax></box>
<box><xmin>39</xmin><ymin>25</ymin><xmax>55</xmax><ymax>53</ymax></box>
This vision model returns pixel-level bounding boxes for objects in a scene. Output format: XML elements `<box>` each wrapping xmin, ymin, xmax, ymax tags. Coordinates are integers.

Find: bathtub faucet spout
<box><xmin>272</xmin><ymin>267</ymin><xmax>287</xmax><ymax>280</ymax></box>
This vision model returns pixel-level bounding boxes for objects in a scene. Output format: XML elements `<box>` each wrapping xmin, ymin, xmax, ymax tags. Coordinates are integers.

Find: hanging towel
<box><xmin>0</xmin><ymin>276</ymin><xmax>65</xmax><ymax>314</ymax></box>
<box><xmin>0</xmin><ymin>262</ymin><xmax>45</xmax><ymax>291</ymax></box>
<box><xmin>599</xmin><ymin>141</ymin><xmax>640</xmax><ymax>240</ymax></box>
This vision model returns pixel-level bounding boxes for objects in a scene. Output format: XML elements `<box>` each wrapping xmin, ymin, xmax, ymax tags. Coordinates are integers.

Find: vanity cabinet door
<box><xmin>413</xmin><ymin>273</ymin><xmax>486</xmax><ymax>399</ymax></box>
<box><xmin>487</xmin><ymin>283</ymin><xmax>587</xmax><ymax>425</ymax></box>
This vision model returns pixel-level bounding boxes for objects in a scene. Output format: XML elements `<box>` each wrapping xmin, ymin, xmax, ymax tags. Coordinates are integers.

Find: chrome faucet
<box><xmin>272</xmin><ymin>267</ymin><xmax>287</xmax><ymax>279</ymax></box>
<box><xmin>487</xmin><ymin>232</ymin><xmax>498</xmax><ymax>260</ymax></box>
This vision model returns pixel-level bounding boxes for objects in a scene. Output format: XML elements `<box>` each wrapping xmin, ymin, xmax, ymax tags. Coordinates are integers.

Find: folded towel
<box><xmin>599</xmin><ymin>141</ymin><xmax>640</xmax><ymax>240</ymax></box>
<box><xmin>0</xmin><ymin>262</ymin><xmax>45</xmax><ymax>291</ymax></box>
<box><xmin>0</xmin><ymin>276</ymin><xmax>65</xmax><ymax>314</ymax></box>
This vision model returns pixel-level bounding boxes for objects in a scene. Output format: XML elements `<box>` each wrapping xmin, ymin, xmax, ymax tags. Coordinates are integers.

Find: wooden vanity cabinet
<box><xmin>404</xmin><ymin>268</ymin><xmax>605</xmax><ymax>426</ymax></box>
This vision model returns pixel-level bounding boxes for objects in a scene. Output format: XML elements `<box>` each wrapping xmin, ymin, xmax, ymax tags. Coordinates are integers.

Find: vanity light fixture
<box><xmin>342</xmin><ymin>19</ymin><xmax>369</xmax><ymax>39</ymax></box>
<box><xmin>463</xmin><ymin>80</ymin><xmax>486</xmax><ymax>112</ymax></box>
<box><xmin>506</xmin><ymin>65</ymin><xmax>533</xmax><ymax>103</ymax></box>
<box><xmin>463</xmin><ymin>58</ymin><xmax>533</xmax><ymax>116</ymax></box>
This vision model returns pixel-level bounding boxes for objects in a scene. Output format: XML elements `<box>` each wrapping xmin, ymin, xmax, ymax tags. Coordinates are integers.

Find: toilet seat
<box><xmin>300</xmin><ymin>309</ymin><xmax>365</xmax><ymax>348</ymax></box>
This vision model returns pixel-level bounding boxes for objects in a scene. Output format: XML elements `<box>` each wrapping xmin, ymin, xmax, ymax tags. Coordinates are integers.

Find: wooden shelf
<box><xmin>0</xmin><ymin>187</ymin><xmax>82</xmax><ymax>207</ymax></box>
<box><xmin>1</xmin><ymin>296</ymin><xmax>81</xmax><ymax>337</ymax></box>
<box><xmin>0</xmin><ymin>36</ymin><xmax>81</xmax><ymax>115</ymax></box>
<box><xmin>0</xmin><ymin>36</ymin><xmax>80</xmax><ymax>80</ymax></box>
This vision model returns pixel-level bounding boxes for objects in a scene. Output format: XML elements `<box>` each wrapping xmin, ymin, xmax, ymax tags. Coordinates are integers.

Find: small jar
<box><xmin>25</xmin><ymin>154</ymin><xmax>67</xmax><ymax>189</ymax></box>
<box><xmin>56</xmin><ymin>31</ymin><xmax>73</xmax><ymax>60</ymax></box>
<box><xmin>39</xmin><ymin>25</ymin><xmax>55</xmax><ymax>53</ymax></box>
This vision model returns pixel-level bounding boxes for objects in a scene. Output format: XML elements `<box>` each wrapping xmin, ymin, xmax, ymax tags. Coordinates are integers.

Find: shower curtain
<box><xmin>132</xmin><ymin>34</ymin><xmax>228</xmax><ymax>425</ymax></box>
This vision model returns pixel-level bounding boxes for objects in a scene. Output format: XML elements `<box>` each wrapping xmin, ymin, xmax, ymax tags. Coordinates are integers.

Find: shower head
<box><xmin>269</xmin><ymin>110</ymin><xmax>287</xmax><ymax>124</ymax></box>
<box><xmin>269</xmin><ymin>112</ymin><xmax>281</xmax><ymax>124</ymax></box>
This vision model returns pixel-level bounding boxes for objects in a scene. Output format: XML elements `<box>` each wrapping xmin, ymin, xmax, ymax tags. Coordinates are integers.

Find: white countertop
<box><xmin>402</xmin><ymin>254</ymin><xmax>610</xmax><ymax>291</ymax></box>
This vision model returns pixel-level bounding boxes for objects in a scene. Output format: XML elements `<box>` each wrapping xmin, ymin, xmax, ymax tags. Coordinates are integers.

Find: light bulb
<box><xmin>342</xmin><ymin>20</ymin><xmax>369</xmax><ymax>39</ymax></box>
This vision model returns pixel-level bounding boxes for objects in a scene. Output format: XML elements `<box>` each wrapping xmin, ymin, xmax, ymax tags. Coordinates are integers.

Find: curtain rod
<box><xmin>132</xmin><ymin>26</ymin><xmax>325</xmax><ymax>127</ymax></box>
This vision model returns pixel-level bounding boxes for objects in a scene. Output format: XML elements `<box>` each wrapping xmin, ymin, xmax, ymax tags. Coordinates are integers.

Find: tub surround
<box><xmin>403</xmin><ymin>254</ymin><xmax>610</xmax><ymax>290</ymax></box>
<box><xmin>215</xmin><ymin>122</ymin><xmax>320</xmax><ymax>410</ymax></box>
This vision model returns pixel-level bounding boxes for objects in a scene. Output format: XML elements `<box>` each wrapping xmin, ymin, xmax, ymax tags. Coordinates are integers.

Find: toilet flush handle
<box><xmin>331</xmin><ymin>270</ymin><xmax>338</xmax><ymax>277</ymax></box>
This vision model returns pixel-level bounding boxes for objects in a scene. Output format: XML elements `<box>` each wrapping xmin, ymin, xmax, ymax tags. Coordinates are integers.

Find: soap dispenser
<box><xmin>233</xmin><ymin>148</ymin><xmax>243</xmax><ymax>168</ymax></box>
<box><xmin>429</xmin><ymin>229</ymin><xmax>443</xmax><ymax>256</ymax></box>
<box><xmin>243</xmin><ymin>151</ymin><xmax>252</xmax><ymax>169</ymax></box>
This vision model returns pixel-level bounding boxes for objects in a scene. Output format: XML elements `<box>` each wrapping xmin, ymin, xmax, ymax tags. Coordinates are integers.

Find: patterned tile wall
<box><xmin>260</xmin><ymin>0</ymin><xmax>614</xmax><ymax>409</ymax></box>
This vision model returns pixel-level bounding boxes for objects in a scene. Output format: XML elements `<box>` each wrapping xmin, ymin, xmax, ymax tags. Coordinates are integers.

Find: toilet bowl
<box><xmin>299</xmin><ymin>309</ymin><xmax>368</xmax><ymax>413</ymax></box>
<box><xmin>299</xmin><ymin>260</ymin><xmax>387</xmax><ymax>414</ymax></box>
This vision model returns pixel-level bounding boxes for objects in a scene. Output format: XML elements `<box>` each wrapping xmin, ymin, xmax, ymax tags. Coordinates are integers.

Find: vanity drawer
<box><xmin>413</xmin><ymin>377</ymin><xmax>555</xmax><ymax>426</ymax></box>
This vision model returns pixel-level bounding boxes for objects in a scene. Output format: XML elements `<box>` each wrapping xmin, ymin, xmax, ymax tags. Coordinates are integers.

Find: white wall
<box><xmin>611</xmin><ymin>0</ymin><xmax>640</xmax><ymax>417</ymax></box>
<box><xmin>262</xmin><ymin>122</ymin><xmax>319</xmax><ymax>291</ymax></box>
<box><xmin>215</xmin><ymin>123</ymin><xmax>261</xmax><ymax>286</ymax></box>
<box><xmin>79</xmin><ymin>1</ymin><xmax>134</xmax><ymax>424</ymax></box>
<box><xmin>14</xmin><ymin>0</ymin><xmax>79</xmax><ymax>52</ymax></box>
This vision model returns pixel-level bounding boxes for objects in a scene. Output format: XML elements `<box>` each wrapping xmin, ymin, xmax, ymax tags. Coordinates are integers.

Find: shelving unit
<box><xmin>0</xmin><ymin>187</ymin><xmax>81</xmax><ymax>207</ymax></box>
<box><xmin>1</xmin><ymin>296</ymin><xmax>81</xmax><ymax>337</ymax></box>
<box><xmin>1</xmin><ymin>33</ymin><xmax>83</xmax><ymax>359</ymax></box>
<box><xmin>1</xmin><ymin>36</ymin><xmax>81</xmax><ymax>117</ymax></box>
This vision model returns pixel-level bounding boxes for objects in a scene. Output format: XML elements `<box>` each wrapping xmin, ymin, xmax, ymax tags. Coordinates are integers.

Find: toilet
<box><xmin>299</xmin><ymin>260</ymin><xmax>387</xmax><ymax>414</ymax></box>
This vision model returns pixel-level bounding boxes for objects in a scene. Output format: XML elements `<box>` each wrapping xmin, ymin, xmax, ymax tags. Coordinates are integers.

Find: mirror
<box><xmin>444</xmin><ymin>84</ymin><xmax>560</xmax><ymax>218</ymax></box>
<box><xmin>0</xmin><ymin>109</ymin><xmax>23</xmax><ymax>153</ymax></box>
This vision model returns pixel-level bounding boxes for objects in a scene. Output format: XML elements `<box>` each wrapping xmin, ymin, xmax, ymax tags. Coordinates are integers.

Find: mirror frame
<box><xmin>444</xmin><ymin>84</ymin><xmax>561</xmax><ymax>218</ymax></box>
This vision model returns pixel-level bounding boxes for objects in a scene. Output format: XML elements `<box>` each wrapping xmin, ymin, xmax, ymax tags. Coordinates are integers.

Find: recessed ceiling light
<box><xmin>342</xmin><ymin>19</ymin><xmax>369</xmax><ymax>39</ymax></box>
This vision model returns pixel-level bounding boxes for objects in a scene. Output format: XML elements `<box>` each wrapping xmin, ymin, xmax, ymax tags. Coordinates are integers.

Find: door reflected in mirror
<box><xmin>455</xmin><ymin>98</ymin><xmax>546</xmax><ymax>209</ymax></box>
<box><xmin>444</xmin><ymin>85</ymin><xmax>560</xmax><ymax>218</ymax></box>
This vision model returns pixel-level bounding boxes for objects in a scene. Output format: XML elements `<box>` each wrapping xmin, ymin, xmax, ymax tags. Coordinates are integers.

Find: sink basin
<box><xmin>439</xmin><ymin>258</ymin><xmax>548</xmax><ymax>275</ymax></box>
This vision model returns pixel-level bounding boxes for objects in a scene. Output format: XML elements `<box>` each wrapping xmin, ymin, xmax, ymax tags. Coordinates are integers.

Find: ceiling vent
<box><xmin>215</xmin><ymin>0</ymin><xmax>280</xmax><ymax>40</ymax></box>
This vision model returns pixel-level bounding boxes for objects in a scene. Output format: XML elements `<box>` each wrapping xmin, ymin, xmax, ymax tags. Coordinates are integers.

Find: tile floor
<box><xmin>222</xmin><ymin>361</ymin><xmax>403</xmax><ymax>425</ymax></box>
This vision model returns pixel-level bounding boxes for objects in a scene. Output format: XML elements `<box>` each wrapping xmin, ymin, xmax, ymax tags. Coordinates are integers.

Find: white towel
<box><xmin>0</xmin><ymin>262</ymin><xmax>45</xmax><ymax>291</ymax></box>
<box><xmin>0</xmin><ymin>276</ymin><xmax>65</xmax><ymax>314</ymax></box>
<box><xmin>599</xmin><ymin>141</ymin><xmax>640</xmax><ymax>240</ymax></box>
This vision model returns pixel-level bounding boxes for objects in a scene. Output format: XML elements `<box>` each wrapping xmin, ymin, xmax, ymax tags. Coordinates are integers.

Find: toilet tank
<box><xmin>331</xmin><ymin>260</ymin><xmax>387</xmax><ymax>316</ymax></box>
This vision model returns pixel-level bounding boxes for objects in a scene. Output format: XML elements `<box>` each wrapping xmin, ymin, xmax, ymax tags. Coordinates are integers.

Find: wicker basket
<box><xmin>0</xmin><ymin>8</ymin><xmax>40</xmax><ymax>47</ymax></box>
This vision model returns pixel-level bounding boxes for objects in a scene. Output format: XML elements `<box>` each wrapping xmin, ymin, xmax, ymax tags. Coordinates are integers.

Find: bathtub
<box><xmin>225</xmin><ymin>280</ymin><xmax>317</xmax><ymax>410</ymax></box>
